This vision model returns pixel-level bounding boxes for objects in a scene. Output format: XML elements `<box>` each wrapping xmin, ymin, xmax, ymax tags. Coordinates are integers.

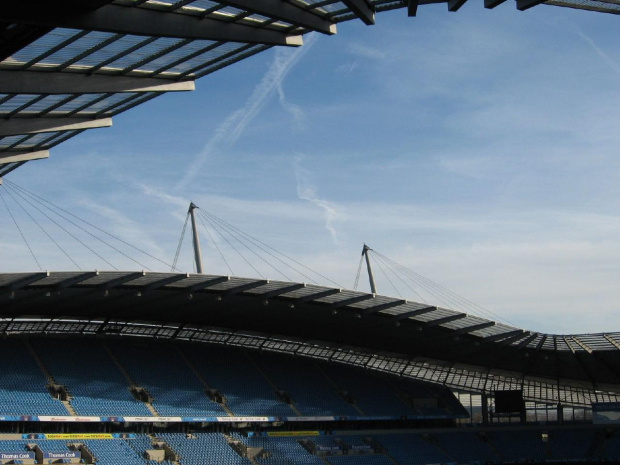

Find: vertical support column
<box><xmin>188</xmin><ymin>202</ymin><xmax>204</xmax><ymax>274</ymax></box>
<box><xmin>481</xmin><ymin>392</ymin><xmax>489</xmax><ymax>425</ymax></box>
<box><xmin>362</xmin><ymin>244</ymin><xmax>377</xmax><ymax>294</ymax></box>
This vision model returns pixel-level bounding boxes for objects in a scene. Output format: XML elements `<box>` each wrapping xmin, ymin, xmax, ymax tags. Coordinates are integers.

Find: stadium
<box><xmin>1</xmin><ymin>1</ymin><xmax>620</xmax><ymax>464</ymax></box>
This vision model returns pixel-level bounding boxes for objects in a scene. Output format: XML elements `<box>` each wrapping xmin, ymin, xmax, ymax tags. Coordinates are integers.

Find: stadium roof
<box><xmin>2</xmin><ymin>270</ymin><xmax>620</xmax><ymax>407</ymax></box>
<box><xmin>0</xmin><ymin>0</ymin><xmax>618</xmax><ymax>177</ymax></box>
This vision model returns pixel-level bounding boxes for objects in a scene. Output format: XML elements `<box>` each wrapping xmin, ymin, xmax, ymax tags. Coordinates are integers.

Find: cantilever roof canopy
<box><xmin>2</xmin><ymin>270</ymin><xmax>620</xmax><ymax>407</ymax></box>
<box><xmin>0</xmin><ymin>0</ymin><xmax>619</xmax><ymax>176</ymax></box>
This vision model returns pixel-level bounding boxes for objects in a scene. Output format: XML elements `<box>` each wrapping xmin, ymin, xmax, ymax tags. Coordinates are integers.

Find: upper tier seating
<box><xmin>31</xmin><ymin>338</ymin><xmax>151</xmax><ymax>416</ymax></box>
<box><xmin>0</xmin><ymin>339</ymin><xmax>68</xmax><ymax>416</ymax></box>
<box><xmin>108</xmin><ymin>340</ymin><xmax>226</xmax><ymax>417</ymax></box>
<box><xmin>180</xmin><ymin>344</ymin><xmax>294</xmax><ymax>417</ymax></box>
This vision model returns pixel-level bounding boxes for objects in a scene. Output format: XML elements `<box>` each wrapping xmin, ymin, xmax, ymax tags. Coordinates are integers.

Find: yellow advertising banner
<box><xmin>45</xmin><ymin>433</ymin><xmax>114</xmax><ymax>440</ymax></box>
<box><xmin>266</xmin><ymin>431</ymin><xmax>320</xmax><ymax>437</ymax></box>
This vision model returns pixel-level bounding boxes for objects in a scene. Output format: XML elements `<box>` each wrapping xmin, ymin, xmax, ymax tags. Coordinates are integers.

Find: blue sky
<box><xmin>2</xmin><ymin>4</ymin><xmax>620</xmax><ymax>334</ymax></box>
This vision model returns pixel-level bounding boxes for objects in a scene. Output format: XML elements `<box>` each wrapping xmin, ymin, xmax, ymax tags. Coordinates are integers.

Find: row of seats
<box><xmin>0</xmin><ymin>337</ymin><xmax>464</xmax><ymax>418</ymax></box>
<box><xmin>0</xmin><ymin>428</ymin><xmax>617</xmax><ymax>464</ymax></box>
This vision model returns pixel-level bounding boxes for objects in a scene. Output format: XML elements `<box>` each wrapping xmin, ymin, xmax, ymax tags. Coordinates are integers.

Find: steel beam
<box><xmin>0</xmin><ymin>150</ymin><xmax>49</xmax><ymax>163</ymax></box>
<box><xmin>450</xmin><ymin>321</ymin><xmax>495</xmax><ymax>336</ymax></box>
<box><xmin>145</xmin><ymin>274</ymin><xmax>190</xmax><ymax>291</ymax></box>
<box><xmin>362</xmin><ymin>299</ymin><xmax>407</xmax><ymax>315</ymax></box>
<box><xmin>424</xmin><ymin>313</ymin><xmax>467</xmax><ymax>327</ymax></box>
<box><xmin>394</xmin><ymin>305</ymin><xmax>437</xmax><ymax>320</ymax></box>
<box><xmin>5</xmin><ymin>272</ymin><xmax>50</xmax><ymax>291</ymax></box>
<box><xmin>516</xmin><ymin>0</ymin><xmax>546</xmax><ymax>9</ymax></box>
<box><xmin>221</xmin><ymin>0</ymin><xmax>336</xmax><ymax>35</ymax></box>
<box><xmin>514</xmin><ymin>332</ymin><xmax>540</xmax><ymax>350</ymax></box>
<box><xmin>224</xmin><ymin>280</ymin><xmax>269</xmax><ymax>296</ymax></box>
<box><xmin>296</xmin><ymin>288</ymin><xmax>341</xmax><ymax>304</ymax></box>
<box><xmin>485</xmin><ymin>0</ymin><xmax>508</xmax><ymax>8</ymax></box>
<box><xmin>0</xmin><ymin>117</ymin><xmax>112</xmax><ymax>137</ymax></box>
<box><xmin>407</xmin><ymin>0</ymin><xmax>419</xmax><ymax>16</ymax></box>
<box><xmin>261</xmin><ymin>283</ymin><xmax>306</xmax><ymax>299</ymax></box>
<box><xmin>448</xmin><ymin>0</ymin><xmax>469</xmax><ymax>11</ymax></box>
<box><xmin>331</xmin><ymin>294</ymin><xmax>375</xmax><ymax>309</ymax></box>
<box><xmin>342</xmin><ymin>0</ymin><xmax>376</xmax><ymax>25</ymax></box>
<box><xmin>186</xmin><ymin>276</ymin><xmax>230</xmax><ymax>293</ymax></box>
<box><xmin>2</xmin><ymin>4</ymin><xmax>304</xmax><ymax>47</ymax></box>
<box><xmin>483</xmin><ymin>329</ymin><xmax>524</xmax><ymax>343</ymax></box>
<box><xmin>55</xmin><ymin>272</ymin><xmax>100</xmax><ymax>289</ymax></box>
<box><xmin>0</xmin><ymin>71</ymin><xmax>195</xmax><ymax>94</ymax></box>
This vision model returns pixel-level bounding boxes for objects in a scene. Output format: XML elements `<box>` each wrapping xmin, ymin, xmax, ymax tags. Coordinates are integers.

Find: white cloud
<box><xmin>177</xmin><ymin>34</ymin><xmax>319</xmax><ymax>189</ymax></box>
<box><xmin>293</xmin><ymin>156</ymin><xmax>341</xmax><ymax>245</ymax></box>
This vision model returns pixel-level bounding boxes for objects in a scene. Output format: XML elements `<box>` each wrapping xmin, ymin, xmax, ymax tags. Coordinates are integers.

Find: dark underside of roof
<box><xmin>2</xmin><ymin>271</ymin><xmax>620</xmax><ymax>393</ymax></box>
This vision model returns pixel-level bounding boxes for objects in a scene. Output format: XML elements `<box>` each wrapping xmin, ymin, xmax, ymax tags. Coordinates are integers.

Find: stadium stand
<box><xmin>250</xmin><ymin>351</ymin><xmax>361</xmax><ymax>416</ymax></box>
<box><xmin>159</xmin><ymin>432</ymin><xmax>251</xmax><ymax>465</ymax></box>
<box><xmin>179</xmin><ymin>344</ymin><xmax>294</xmax><ymax>417</ymax></box>
<box><xmin>107</xmin><ymin>340</ymin><xmax>226</xmax><ymax>417</ymax></box>
<box><xmin>320</xmin><ymin>364</ymin><xmax>414</xmax><ymax>416</ymax></box>
<box><xmin>0</xmin><ymin>339</ymin><xmax>68</xmax><ymax>416</ymax></box>
<box><xmin>29</xmin><ymin>338</ymin><xmax>152</xmax><ymax>417</ymax></box>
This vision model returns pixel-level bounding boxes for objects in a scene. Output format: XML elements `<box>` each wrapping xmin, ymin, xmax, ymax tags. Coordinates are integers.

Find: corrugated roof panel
<box><xmin>2</xmin><ymin>29</ymin><xmax>83</xmax><ymax>66</ymax></box>
<box><xmin>0</xmin><ymin>95</ymin><xmax>42</xmax><ymax>114</ymax></box>
<box><xmin>16</xmin><ymin>94</ymin><xmax>74</xmax><ymax>114</ymax></box>
<box><xmin>76</xmin><ymin>93</ymin><xmax>138</xmax><ymax>114</ymax></box>
<box><xmin>40</xmin><ymin>31</ymin><xmax>117</xmax><ymax>68</ymax></box>
<box><xmin>71</xmin><ymin>35</ymin><xmax>145</xmax><ymax>70</ymax></box>
<box><xmin>103</xmin><ymin>37</ymin><xmax>185</xmax><ymax>71</ymax></box>
<box><xmin>51</xmin><ymin>94</ymin><xmax>107</xmax><ymax>115</ymax></box>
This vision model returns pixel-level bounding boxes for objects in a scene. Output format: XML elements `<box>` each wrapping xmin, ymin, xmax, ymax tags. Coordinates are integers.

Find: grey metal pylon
<box><xmin>188</xmin><ymin>202</ymin><xmax>204</xmax><ymax>274</ymax></box>
<box><xmin>362</xmin><ymin>244</ymin><xmax>377</xmax><ymax>294</ymax></box>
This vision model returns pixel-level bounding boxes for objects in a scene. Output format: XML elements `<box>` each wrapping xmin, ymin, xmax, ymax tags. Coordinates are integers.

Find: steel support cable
<box><xmin>6</xmin><ymin>180</ymin><xmax>181</xmax><ymax>272</ymax></box>
<box><xmin>353</xmin><ymin>253</ymin><xmax>364</xmax><ymax>290</ymax></box>
<box><xmin>171</xmin><ymin>213</ymin><xmax>189</xmax><ymax>272</ymax></box>
<box><xmin>200</xmin><ymin>210</ymin><xmax>308</xmax><ymax>282</ymax></box>
<box><xmin>386</xmin><ymin>257</ymin><xmax>511</xmax><ymax>324</ymax></box>
<box><xmin>195</xmin><ymin>211</ymin><xmax>234</xmax><ymax>276</ymax></box>
<box><xmin>0</xmin><ymin>188</ymin><xmax>42</xmax><ymax>270</ymax></box>
<box><xmin>2</xmin><ymin>184</ymin><xmax>81</xmax><ymax>270</ymax></box>
<box><xmin>372</xmin><ymin>250</ymin><xmax>473</xmax><ymax>310</ymax></box>
<box><xmin>196</xmin><ymin>210</ymin><xmax>264</xmax><ymax>279</ymax></box>
<box><xmin>371</xmin><ymin>251</ymin><xmax>427</xmax><ymax>303</ymax></box>
<box><xmin>370</xmin><ymin>250</ymin><xmax>460</xmax><ymax>309</ymax></box>
<box><xmin>200</xmin><ymin>213</ymin><xmax>304</xmax><ymax>284</ymax></box>
<box><xmin>371</xmin><ymin>254</ymin><xmax>402</xmax><ymax>298</ymax></box>
<box><xmin>371</xmin><ymin>249</ymin><xmax>483</xmax><ymax>309</ymax></box>
<box><xmin>372</xmin><ymin>251</ymin><xmax>456</xmax><ymax>310</ymax></box>
<box><xmin>199</xmin><ymin>210</ymin><xmax>288</xmax><ymax>280</ymax></box>
<box><xmin>372</xmin><ymin>250</ymin><xmax>513</xmax><ymax>325</ymax></box>
<box><xmin>3</xmin><ymin>182</ymin><xmax>118</xmax><ymax>270</ymax></box>
<box><xmin>201</xmin><ymin>209</ymin><xmax>341</xmax><ymax>287</ymax></box>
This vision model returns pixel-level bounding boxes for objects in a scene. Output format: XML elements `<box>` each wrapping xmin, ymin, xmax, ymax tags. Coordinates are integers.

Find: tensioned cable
<box><xmin>371</xmin><ymin>251</ymin><xmax>427</xmax><ymax>304</ymax></box>
<box><xmin>2</xmin><ymin>185</ymin><xmax>81</xmax><ymax>270</ymax></box>
<box><xmin>6</xmin><ymin>180</ymin><xmax>180</xmax><ymax>272</ymax></box>
<box><xmin>371</xmin><ymin>250</ymin><xmax>485</xmax><ymax>311</ymax></box>
<box><xmin>197</xmin><ymin>211</ymin><xmax>264</xmax><ymax>279</ymax></box>
<box><xmin>0</xmin><ymin>188</ymin><xmax>42</xmax><ymax>271</ymax></box>
<box><xmin>200</xmin><ymin>209</ymin><xmax>342</xmax><ymax>288</ymax></box>
<box><xmin>371</xmin><ymin>254</ymin><xmax>402</xmax><ymax>298</ymax></box>
<box><xmin>198</xmin><ymin>210</ymin><xmax>289</xmax><ymax>280</ymax></box>
<box><xmin>4</xmin><ymin>182</ymin><xmax>118</xmax><ymax>270</ymax></box>
<box><xmin>382</xmin><ymin>255</ymin><xmax>508</xmax><ymax>323</ymax></box>
<box><xmin>372</xmin><ymin>250</ymin><xmax>490</xmax><ymax>317</ymax></box>
<box><xmin>200</xmin><ymin>210</ymin><xmax>307</xmax><ymax>282</ymax></box>
<box><xmin>371</xmin><ymin>249</ymin><xmax>514</xmax><ymax>326</ymax></box>
<box><xmin>353</xmin><ymin>253</ymin><xmax>364</xmax><ymax>290</ymax></box>
<box><xmin>171</xmin><ymin>213</ymin><xmax>189</xmax><ymax>272</ymax></box>
<box><xmin>195</xmin><ymin>212</ymin><xmax>234</xmax><ymax>276</ymax></box>
<box><xmin>200</xmin><ymin>209</ymin><xmax>305</xmax><ymax>283</ymax></box>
